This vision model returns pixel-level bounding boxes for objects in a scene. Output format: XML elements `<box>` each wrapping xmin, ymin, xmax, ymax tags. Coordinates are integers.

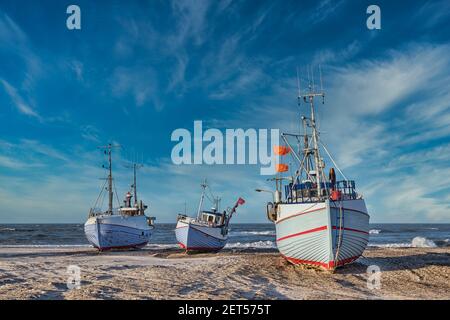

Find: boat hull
<box><xmin>84</xmin><ymin>215</ymin><xmax>152</xmax><ymax>251</ymax></box>
<box><xmin>175</xmin><ymin>220</ymin><xmax>227</xmax><ymax>252</ymax></box>
<box><xmin>275</xmin><ymin>199</ymin><xmax>369</xmax><ymax>270</ymax></box>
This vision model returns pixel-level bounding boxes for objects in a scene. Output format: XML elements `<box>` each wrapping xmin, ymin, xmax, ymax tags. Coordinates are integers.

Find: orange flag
<box><xmin>276</xmin><ymin>164</ymin><xmax>289</xmax><ymax>172</ymax></box>
<box><xmin>274</xmin><ymin>145</ymin><xmax>291</xmax><ymax>156</ymax></box>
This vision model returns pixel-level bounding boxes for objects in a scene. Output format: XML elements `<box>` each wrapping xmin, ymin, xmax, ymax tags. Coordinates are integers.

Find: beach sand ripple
<box><xmin>0</xmin><ymin>247</ymin><xmax>448</xmax><ymax>300</ymax></box>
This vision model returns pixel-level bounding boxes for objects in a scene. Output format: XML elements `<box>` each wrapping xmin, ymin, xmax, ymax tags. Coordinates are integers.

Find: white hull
<box><xmin>275</xmin><ymin>199</ymin><xmax>369</xmax><ymax>270</ymax></box>
<box><xmin>84</xmin><ymin>214</ymin><xmax>152</xmax><ymax>250</ymax></box>
<box><xmin>175</xmin><ymin>218</ymin><xmax>228</xmax><ymax>252</ymax></box>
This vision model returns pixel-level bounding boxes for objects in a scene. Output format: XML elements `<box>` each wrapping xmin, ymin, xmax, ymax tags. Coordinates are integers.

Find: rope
<box><xmin>91</xmin><ymin>178</ymin><xmax>108</xmax><ymax>210</ymax></box>
<box><xmin>333</xmin><ymin>199</ymin><xmax>344</xmax><ymax>266</ymax></box>
<box><xmin>113</xmin><ymin>179</ymin><xmax>121</xmax><ymax>210</ymax></box>
<box><xmin>99</xmin><ymin>186</ymin><xmax>106</xmax><ymax>211</ymax></box>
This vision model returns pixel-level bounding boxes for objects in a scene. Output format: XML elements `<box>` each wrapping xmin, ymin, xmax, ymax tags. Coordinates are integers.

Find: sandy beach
<box><xmin>0</xmin><ymin>246</ymin><xmax>449</xmax><ymax>300</ymax></box>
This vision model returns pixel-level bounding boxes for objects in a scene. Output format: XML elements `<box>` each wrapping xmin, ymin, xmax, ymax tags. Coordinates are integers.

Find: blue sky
<box><xmin>0</xmin><ymin>0</ymin><xmax>449</xmax><ymax>223</ymax></box>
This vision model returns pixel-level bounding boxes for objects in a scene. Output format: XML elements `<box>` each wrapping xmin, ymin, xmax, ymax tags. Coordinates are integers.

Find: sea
<box><xmin>0</xmin><ymin>223</ymin><xmax>449</xmax><ymax>249</ymax></box>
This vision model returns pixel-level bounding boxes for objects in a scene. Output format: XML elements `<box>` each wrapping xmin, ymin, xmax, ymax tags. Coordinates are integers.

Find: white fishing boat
<box><xmin>258</xmin><ymin>70</ymin><xmax>370</xmax><ymax>271</ymax></box>
<box><xmin>175</xmin><ymin>181</ymin><xmax>245</xmax><ymax>252</ymax></box>
<box><xmin>84</xmin><ymin>144</ymin><xmax>155</xmax><ymax>251</ymax></box>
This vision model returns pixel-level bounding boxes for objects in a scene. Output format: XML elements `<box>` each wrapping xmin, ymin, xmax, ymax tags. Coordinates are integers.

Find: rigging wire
<box><xmin>320</xmin><ymin>141</ymin><xmax>348</xmax><ymax>181</ymax></box>
<box><xmin>92</xmin><ymin>178</ymin><xmax>108</xmax><ymax>210</ymax></box>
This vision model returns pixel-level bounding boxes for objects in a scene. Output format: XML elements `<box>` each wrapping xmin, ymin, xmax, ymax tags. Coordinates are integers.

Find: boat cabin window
<box><xmin>201</xmin><ymin>212</ymin><xmax>223</xmax><ymax>226</ymax></box>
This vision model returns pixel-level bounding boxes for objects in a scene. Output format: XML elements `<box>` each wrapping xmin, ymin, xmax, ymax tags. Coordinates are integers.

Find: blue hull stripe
<box><xmin>175</xmin><ymin>224</ymin><xmax>226</xmax><ymax>251</ymax></box>
<box><xmin>85</xmin><ymin>223</ymin><xmax>151</xmax><ymax>250</ymax></box>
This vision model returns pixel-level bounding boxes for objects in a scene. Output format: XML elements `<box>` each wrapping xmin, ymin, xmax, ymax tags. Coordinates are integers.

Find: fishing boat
<box><xmin>175</xmin><ymin>181</ymin><xmax>245</xmax><ymax>252</ymax></box>
<box><xmin>84</xmin><ymin>144</ymin><xmax>155</xmax><ymax>251</ymax></box>
<box><xmin>258</xmin><ymin>70</ymin><xmax>370</xmax><ymax>271</ymax></box>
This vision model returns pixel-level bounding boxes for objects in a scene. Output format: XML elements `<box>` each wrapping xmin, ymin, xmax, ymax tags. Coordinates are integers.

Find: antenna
<box><xmin>98</xmin><ymin>143</ymin><xmax>121</xmax><ymax>214</ymax></box>
<box><xmin>295</xmin><ymin>65</ymin><xmax>326</xmax><ymax>200</ymax></box>
<box><xmin>319</xmin><ymin>64</ymin><xmax>325</xmax><ymax>104</ymax></box>
<box><xmin>197</xmin><ymin>179</ymin><xmax>208</xmax><ymax>219</ymax></box>
<box><xmin>306</xmin><ymin>65</ymin><xmax>311</xmax><ymax>91</ymax></box>
<box><xmin>319</xmin><ymin>64</ymin><xmax>323</xmax><ymax>91</ymax></box>
<box><xmin>125</xmin><ymin>161</ymin><xmax>144</xmax><ymax>205</ymax></box>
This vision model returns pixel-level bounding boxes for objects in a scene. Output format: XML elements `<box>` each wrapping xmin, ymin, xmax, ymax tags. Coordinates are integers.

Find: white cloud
<box><xmin>0</xmin><ymin>79</ymin><xmax>41</xmax><ymax>119</ymax></box>
<box><xmin>0</xmin><ymin>11</ymin><xmax>42</xmax><ymax>92</ymax></box>
<box><xmin>110</xmin><ymin>66</ymin><xmax>162</xmax><ymax>110</ymax></box>
<box><xmin>214</xmin><ymin>43</ymin><xmax>450</xmax><ymax>222</ymax></box>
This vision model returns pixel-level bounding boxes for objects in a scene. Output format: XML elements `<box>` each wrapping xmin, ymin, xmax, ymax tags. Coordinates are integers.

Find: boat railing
<box><xmin>89</xmin><ymin>207</ymin><xmax>122</xmax><ymax>217</ymax></box>
<box><xmin>284</xmin><ymin>180</ymin><xmax>358</xmax><ymax>203</ymax></box>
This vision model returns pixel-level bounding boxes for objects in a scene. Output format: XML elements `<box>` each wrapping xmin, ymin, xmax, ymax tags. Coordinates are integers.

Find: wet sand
<box><xmin>0</xmin><ymin>246</ymin><xmax>449</xmax><ymax>300</ymax></box>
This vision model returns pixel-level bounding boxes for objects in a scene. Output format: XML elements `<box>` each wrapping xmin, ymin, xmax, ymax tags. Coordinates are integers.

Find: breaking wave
<box><xmin>0</xmin><ymin>228</ymin><xmax>16</xmax><ymax>232</ymax></box>
<box><xmin>369</xmin><ymin>229</ymin><xmax>381</xmax><ymax>234</ymax></box>
<box><xmin>145</xmin><ymin>243</ymin><xmax>179</xmax><ymax>250</ymax></box>
<box><xmin>230</xmin><ymin>230</ymin><xmax>275</xmax><ymax>236</ymax></box>
<box><xmin>411</xmin><ymin>236</ymin><xmax>437</xmax><ymax>248</ymax></box>
<box><xmin>225</xmin><ymin>240</ymin><xmax>276</xmax><ymax>249</ymax></box>
<box><xmin>369</xmin><ymin>236</ymin><xmax>440</xmax><ymax>248</ymax></box>
<box><xmin>368</xmin><ymin>243</ymin><xmax>412</xmax><ymax>248</ymax></box>
<box><xmin>0</xmin><ymin>244</ymin><xmax>91</xmax><ymax>248</ymax></box>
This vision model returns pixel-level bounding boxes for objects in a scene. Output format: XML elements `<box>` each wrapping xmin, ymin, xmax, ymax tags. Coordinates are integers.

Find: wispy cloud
<box><xmin>0</xmin><ymin>79</ymin><xmax>41</xmax><ymax>119</ymax></box>
<box><xmin>309</xmin><ymin>0</ymin><xmax>345</xmax><ymax>24</ymax></box>
<box><xmin>0</xmin><ymin>11</ymin><xmax>42</xmax><ymax>92</ymax></box>
<box><xmin>110</xmin><ymin>66</ymin><xmax>162</xmax><ymax>110</ymax></box>
<box><xmin>414</xmin><ymin>0</ymin><xmax>450</xmax><ymax>29</ymax></box>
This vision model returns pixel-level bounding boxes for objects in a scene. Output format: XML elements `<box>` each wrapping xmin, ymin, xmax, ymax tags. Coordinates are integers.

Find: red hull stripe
<box><xmin>276</xmin><ymin>225</ymin><xmax>327</xmax><ymax>242</ymax></box>
<box><xmin>178</xmin><ymin>242</ymin><xmax>223</xmax><ymax>251</ymax></box>
<box><xmin>328</xmin><ymin>256</ymin><xmax>360</xmax><ymax>268</ymax></box>
<box><xmin>277</xmin><ymin>207</ymin><xmax>369</xmax><ymax>226</ymax></box>
<box><xmin>276</xmin><ymin>207</ymin><xmax>325</xmax><ymax>225</ymax></box>
<box><xmin>96</xmin><ymin>241</ymin><xmax>148</xmax><ymax>251</ymax></box>
<box><xmin>332</xmin><ymin>226</ymin><xmax>369</xmax><ymax>235</ymax></box>
<box><xmin>282</xmin><ymin>254</ymin><xmax>329</xmax><ymax>268</ymax></box>
<box><xmin>186</xmin><ymin>247</ymin><xmax>223</xmax><ymax>251</ymax></box>
<box><xmin>282</xmin><ymin>254</ymin><xmax>361</xmax><ymax>270</ymax></box>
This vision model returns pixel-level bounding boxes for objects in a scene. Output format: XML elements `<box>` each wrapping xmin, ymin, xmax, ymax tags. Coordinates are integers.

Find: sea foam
<box><xmin>230</xmin><ymin>230</ymin><xmax>275</xmax><ymax>236</ymax></box>
<box><xmin>411</xmin><ymin>236</ymin><xmax>437</xmax><ymax>248</ymax></box>
<box><xmin>225</xmin><ymin>240</ymin><xmax>276</xmax><ymax>249</ymax></box>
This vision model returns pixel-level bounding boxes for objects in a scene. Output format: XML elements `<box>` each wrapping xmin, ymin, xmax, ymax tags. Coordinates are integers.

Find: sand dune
<box><xmin>0</xmin><ymin>247</ymin><xmax>448</xmax><ymax>300</ymax></box>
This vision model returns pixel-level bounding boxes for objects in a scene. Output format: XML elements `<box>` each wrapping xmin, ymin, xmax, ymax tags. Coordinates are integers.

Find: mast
<box><xmin>301</xmin><ymin>116</ymin><xmax>311</xmax><ymax>174</ymax></box>
<box><xmin>133</xmin><ymin>164</ymin><xmax>137</xmax><ymax>205</ymax></box>
<box><xmin>108</xmin><ymin>146</ymin><xmax>113</xmax><ymax>214</ymax></box>
<box><xmin>99</xmin><ymin>144</ymin><xmax>120</xmax><ymax>214</ymax></box>
<box><xmin>125</xmin><ymin>162</ymin><xmax>143</xmax><ymax>206</ymax></box>
<box><xmin>98</xmin><ymin>144</ymin><xmax>113</xmax><ymax>214</ymax></box>
<box><xmin>309</xmin><ymin>92</ymin><xmax>322</xmax><ymax>198</ymax></box>
<box><xmin>299</xmin><ymin>67</ymin><xmax>325</xmax><ymax>200</ymax></box>
<box><xmin>196</xmin><ymin>180</ymin><xmax>207</xmax><ymax>219</ymax></box>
